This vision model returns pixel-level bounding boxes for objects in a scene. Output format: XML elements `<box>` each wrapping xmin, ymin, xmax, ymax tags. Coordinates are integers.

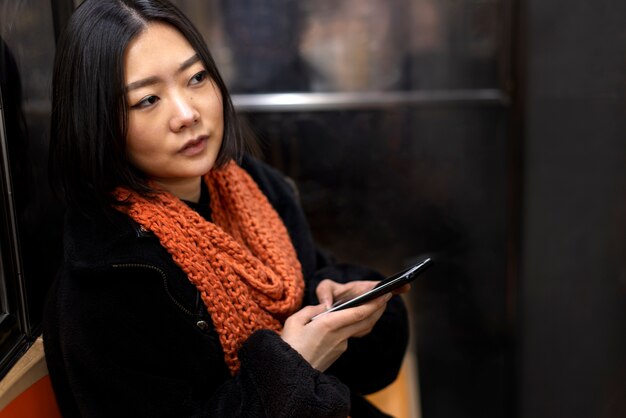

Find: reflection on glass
<box><xmin>175</xmin><ymin>0</ymin><xmax>503</xmax><ymax>93</ymax></box>
<box><xmin>299</xmin><ymin>0</ymin><xmax>406</xmax><ymax>91</ymax></box>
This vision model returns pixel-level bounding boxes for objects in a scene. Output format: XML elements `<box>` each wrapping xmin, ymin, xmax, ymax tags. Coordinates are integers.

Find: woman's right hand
<box><xmin>280</xmin><ymin>292</ymin><xmax>392</xmax><ymax>372</ymax></box>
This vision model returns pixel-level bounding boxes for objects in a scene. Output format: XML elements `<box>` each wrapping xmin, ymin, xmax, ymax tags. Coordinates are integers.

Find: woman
<box><xmin>44</xmin><ymin>0</ymin><xmax>409</xmax><ymax>416</ymax></box>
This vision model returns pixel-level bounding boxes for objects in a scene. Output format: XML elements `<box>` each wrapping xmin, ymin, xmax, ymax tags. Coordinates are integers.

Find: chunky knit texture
<box><xmin>114</xmin><ymin>161</ymin><xmax>305</xmax><ymax>373</ymax></box>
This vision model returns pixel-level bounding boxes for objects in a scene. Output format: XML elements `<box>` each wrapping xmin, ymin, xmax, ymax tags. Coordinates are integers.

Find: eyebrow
<box><xmin>125</xmin><ymin>54</ymin><xmax>201</xmax><ymax>92</ymax></box>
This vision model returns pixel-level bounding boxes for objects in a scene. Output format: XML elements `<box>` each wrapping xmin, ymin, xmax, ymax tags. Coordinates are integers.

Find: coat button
<box><xmin>196</xmin><ymin>320</ymin><xmax>209</xmax><ymax>330</ymax></box>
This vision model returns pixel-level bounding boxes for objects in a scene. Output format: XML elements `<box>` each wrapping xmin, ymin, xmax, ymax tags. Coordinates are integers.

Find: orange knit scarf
<box><xmin>114</xmin><ymin>161</ymin><xmax>304</xmax><ymax>374</ymax></box>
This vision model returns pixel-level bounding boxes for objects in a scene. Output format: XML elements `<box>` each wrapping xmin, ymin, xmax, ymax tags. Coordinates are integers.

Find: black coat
<box><xmin>43</xmin><ymin>156</ymin><xmax>409</xmax><ymax>417</ymax></box>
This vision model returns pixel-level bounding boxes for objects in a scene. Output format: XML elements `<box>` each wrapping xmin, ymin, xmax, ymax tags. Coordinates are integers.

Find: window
<box><xmin>0</xmin><ymin>0</ymin><xmax>64</xmax><ymax>378</ymax></box>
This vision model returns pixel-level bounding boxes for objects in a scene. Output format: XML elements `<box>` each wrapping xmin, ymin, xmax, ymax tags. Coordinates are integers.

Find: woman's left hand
<box><xmin>315</xmin><ymin>279</ymin><xmax>410</xmax><ymax>309</ymax></box>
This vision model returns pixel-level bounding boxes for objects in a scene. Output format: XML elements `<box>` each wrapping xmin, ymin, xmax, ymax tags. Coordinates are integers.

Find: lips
<box><xmin>179</xmin><ymin>135</ymin><xmax>208</xmax><ymax>156</ymax></box>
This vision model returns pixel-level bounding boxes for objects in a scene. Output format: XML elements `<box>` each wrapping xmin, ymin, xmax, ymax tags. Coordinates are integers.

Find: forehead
<box><xmin>124</xmin><ymin>22</ymin><xmax>196</xmax><ymax>80</ymax></box>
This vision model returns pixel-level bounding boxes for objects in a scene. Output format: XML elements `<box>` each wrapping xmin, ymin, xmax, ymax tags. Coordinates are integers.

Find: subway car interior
<box><xmin>0</xmin><ymin>0</ymin><xmax>625</xmax><ymax>417</ymax></box>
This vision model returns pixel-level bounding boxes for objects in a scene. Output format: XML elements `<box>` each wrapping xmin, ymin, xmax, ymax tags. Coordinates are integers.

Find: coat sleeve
<box><xmin>243</xmin><ymin>156</ymin><xmax>410</xmax><ymax>395</ymax></box>
<box><xmin>43</xmin><ymin>265</ymin><xmax>350</xmax><ymax>418</ymax></box>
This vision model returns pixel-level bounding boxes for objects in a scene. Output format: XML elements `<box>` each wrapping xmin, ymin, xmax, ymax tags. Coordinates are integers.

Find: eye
<box><xmin>132</xmin><ymin>95</ymin><xmax>159</xmax><ymax>109</ymax></box>
<box><xmin>189</xmin><ymin>70</ymin><xmax>208</xmax><ymax>86</ymax></box>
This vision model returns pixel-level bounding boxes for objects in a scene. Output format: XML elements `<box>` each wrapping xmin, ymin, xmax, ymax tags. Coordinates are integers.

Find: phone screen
<box><xmin>311</xmin><ymin>257</ymin><xmax>433</xmax><ymax>321</ymax></box>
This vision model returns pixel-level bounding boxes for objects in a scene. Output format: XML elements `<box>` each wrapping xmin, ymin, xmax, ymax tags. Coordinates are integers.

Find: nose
<box><xmin>169</xmin><ymin>94</ymin><xmax>199</xmax><ymax>132</ymax></box>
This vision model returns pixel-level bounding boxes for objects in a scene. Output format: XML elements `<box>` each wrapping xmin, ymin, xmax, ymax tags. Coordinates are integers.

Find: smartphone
<box><xmin>311</xmin><ymin>256</ymin><xmax>433</xmax><ymax>321</ymax></box>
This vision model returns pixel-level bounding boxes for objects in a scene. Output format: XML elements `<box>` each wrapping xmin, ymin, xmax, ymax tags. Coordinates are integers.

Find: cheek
<box><xmin>125</xmin><ymin>118</ymin><xmax>156</xmax><ymax>164</ymax></box>
<box><xmin>206</xmin><ymin>82</ymin><xmax>224</xmax><ymax>123</ymax></box>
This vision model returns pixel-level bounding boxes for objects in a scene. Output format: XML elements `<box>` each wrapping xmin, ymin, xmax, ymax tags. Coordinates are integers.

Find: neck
<box><xmin>155</xmin><ymin>177</ymin><xmax>202</xmax><ymax>203</ymax></box>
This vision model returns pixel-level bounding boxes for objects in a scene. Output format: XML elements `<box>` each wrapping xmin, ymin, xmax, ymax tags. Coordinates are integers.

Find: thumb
<box><xmin>290</xmin><ymin>304</ymin><xmax>328</xmax><ymax>325</ymax></box>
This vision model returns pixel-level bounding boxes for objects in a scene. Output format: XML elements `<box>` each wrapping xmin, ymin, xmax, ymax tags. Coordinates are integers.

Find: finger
<box><xmin>351</xmin><ymin>303</ymin><xmax>387</xmax><ymax>337</ymax></box>
<box><xmin>392</xmin><ymin>283</ymin><xmax>411</xmax><ymax>295</ymax></box>
<box><xmin>287</xmin><ymin>304</ymin><xmax>328</xmax><ymax>326</ymax></box>
<box><xmin>316</xmin><ymin>292</ymin><xmax>392</xmax><ymax>330</ymax></box>
<box><xmin>340</xmin><ymin>301</ymin><xmax>388</xmax><ymax>338</ymax></box>
<box><xmin>315</xmin><ymin>279</ymin><xmax>338</xmax><ymax>308</ymax></box>
<box><xmin>342</xmin><ymin>280</ymin><xmax>377</xmax><ymax>294</ymax></box>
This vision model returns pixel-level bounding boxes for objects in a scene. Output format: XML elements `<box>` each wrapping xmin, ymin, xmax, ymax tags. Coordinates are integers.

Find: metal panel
<box><xmin>232</xmin><ymin>89</ymin><xmax>510</xmax><ymax>112</ymax></box>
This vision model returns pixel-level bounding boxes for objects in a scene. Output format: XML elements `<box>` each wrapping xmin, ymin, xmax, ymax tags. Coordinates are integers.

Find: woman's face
<box><xmin>124</xmin><ymin>22</ymin><xmax>224</xmax><ymax>198</ymax></box>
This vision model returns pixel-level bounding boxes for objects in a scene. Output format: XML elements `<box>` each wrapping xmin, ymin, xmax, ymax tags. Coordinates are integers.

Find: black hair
<box><xmin>49</xmin><ymin>0</ymin><xmax>246</xmax><ymax>211</ymax></box>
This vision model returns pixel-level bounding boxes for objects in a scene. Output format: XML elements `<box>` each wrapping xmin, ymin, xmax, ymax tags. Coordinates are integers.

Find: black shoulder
<box><xmin>62</xmin><ymin>206</ymin><xmax>142</xmax><ymax>269</ymax></box>
<box><xmin>240</xmin><ymin>154</ymin><xmax>299</xmax><ymax>206</ymax></box>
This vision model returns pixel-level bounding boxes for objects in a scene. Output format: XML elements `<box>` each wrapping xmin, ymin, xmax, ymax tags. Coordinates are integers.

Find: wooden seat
<box><xmin>0</xmin><ymin>337</ymin><xmax>61</xmax><ymax>418</ymax></box>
